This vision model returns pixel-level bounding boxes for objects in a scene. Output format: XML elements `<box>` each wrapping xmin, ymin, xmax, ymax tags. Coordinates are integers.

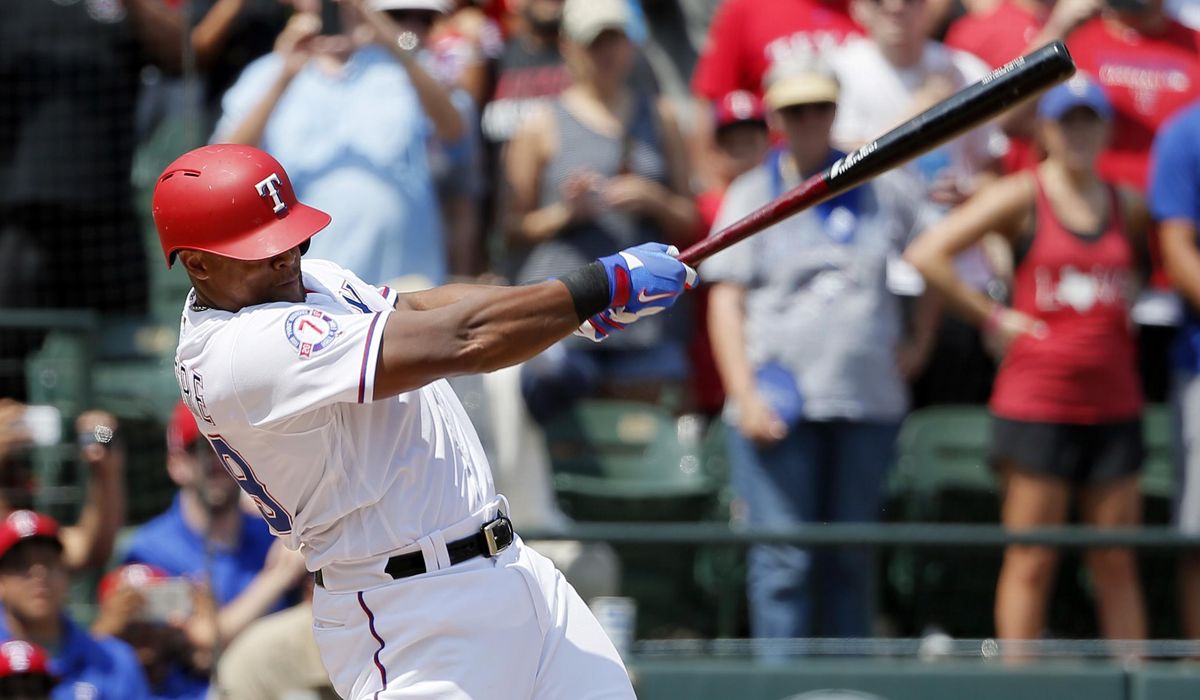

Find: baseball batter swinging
<box><xmin>151</xmin><ymin>144</ymin><xmax>695</xmax><ymax>699</ymax></box>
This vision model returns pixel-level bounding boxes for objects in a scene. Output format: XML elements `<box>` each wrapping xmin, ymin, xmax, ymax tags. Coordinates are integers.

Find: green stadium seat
<box><xmin>544</xmin><ymin>400</ymin><xmax>717</xmax><ymax>522</ymax></box>
<box><xmin>888</xmin><ymin>405</ymin><xmax>1001</xmax><ymax>637</ymax></box>
<box><xmin>543</xmin><ymin>401</ymin><xmax>723</xmax><ymax>636</ymax></box>
<box><xmin>1140</xmin><ymin>404</ymin><xmax>1175</xmax><ymax>503</ymax></box>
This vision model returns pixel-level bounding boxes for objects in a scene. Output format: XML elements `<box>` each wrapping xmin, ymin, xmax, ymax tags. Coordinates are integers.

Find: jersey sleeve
<box><xmin>691</xmin><ymin>0</ymin><xmax>747</xmax><ymax>99</ymax></box>
<box><xmin>1150</xmin><ymin>110</ymin><xmax>1200</xmax><ymax>223</ymax></box>
<box><xmin>227</xmin><ymin>300</ymin><xmax>394</xmax><ymax>426</ymax></box>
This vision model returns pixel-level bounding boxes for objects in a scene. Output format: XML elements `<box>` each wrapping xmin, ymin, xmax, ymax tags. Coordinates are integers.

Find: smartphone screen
<box><xmin>320</xmin><ymin>0</ymin><xmax>342</xmax><ymax>36</ymax></box>
<box><xmin>140</xmin><ymin>579</ymin><xmax>193</xmax><ymax>623</ymax></box>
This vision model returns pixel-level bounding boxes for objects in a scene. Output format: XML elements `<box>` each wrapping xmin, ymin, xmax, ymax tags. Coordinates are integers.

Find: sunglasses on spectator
<box><xmin>778</xmin><ymin>102</ymin><xmax>836</xmax><ymax>118</ymax></box>
<box><xmin>384</xmin><ymin>9</ymin><xmax>438</xmax><ymax>27</ymax></box>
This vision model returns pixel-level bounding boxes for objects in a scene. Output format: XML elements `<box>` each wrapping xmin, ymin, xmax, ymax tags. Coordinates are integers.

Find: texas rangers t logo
<box><xmin>255</xmin><ymin>173</ymin><xmax>287</xmax><ymax>214</ymax></box>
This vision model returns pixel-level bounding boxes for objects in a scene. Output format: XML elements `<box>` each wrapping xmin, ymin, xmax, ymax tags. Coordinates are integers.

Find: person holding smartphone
<box><xmin>0</xmin><ymin>511</ymin><xmax>150</xmax><ymax>698</ymax></box>
<box><xmin>115</xmin><ymin>404</ymin><xmax>308</xmax><ymax>699</ymax></box>
<box><xmin>0</xmin><ymin>401</ymin><xmax>125</xmax><ymax>573</ymax></box>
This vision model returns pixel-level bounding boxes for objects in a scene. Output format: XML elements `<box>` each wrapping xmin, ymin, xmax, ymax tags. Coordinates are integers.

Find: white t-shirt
<box><xmin>828</xmin><ymin>37</ymin><xmax>1009</xmax><ymax>179</ymax></box>
<box><xmin>173</xmin><ymin>259</ymin><xmax>494</xmax><ymax>570</ymax></box>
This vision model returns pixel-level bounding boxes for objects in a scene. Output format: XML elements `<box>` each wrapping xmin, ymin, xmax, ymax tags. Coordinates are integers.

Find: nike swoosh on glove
<box><xmin>575</xmin><ymin>242</ymin><xmax>699</xmax><ymax>342</ymax></box>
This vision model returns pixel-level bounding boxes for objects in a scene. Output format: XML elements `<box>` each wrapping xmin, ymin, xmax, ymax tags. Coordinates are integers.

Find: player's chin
<box><xmin>270</xmin><ymin>277</ymin><xmax>306</xmax><ymax>303</ymax></box>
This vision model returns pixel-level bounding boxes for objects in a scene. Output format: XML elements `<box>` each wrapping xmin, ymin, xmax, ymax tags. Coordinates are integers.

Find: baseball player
<box><xmin>151</xmin><ymin>143</ymin><xmax>696</xmax><ymax>699</ymax></box>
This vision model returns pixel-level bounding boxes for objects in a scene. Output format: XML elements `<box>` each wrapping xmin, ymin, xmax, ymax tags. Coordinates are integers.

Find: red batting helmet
<box><xmin>152</xmin><ymin>144</ymin><xmax>331</xmax><ymax>267</ymax></box>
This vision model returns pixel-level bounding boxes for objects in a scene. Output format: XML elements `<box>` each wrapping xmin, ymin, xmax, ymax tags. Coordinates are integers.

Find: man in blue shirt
<box><xmin>120</xmin><ymin>403</ymin><xmax>307</xmax><ymax>698</ymax></box>
<box><xmin>0</xmin><ymin>510</ymin><xmax>148</xmax><ymax>699</ymax></box>
<box><xmin>1151</xmin><ymin>100</ymin><xmax>1200</xmax><ymax>645</ymax></box>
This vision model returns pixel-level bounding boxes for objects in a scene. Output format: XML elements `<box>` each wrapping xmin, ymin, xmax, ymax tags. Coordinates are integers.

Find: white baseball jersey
<box><xmin>174</xmin><ymin>259</ymin><xmax>495</xmax><ymax>570</ymax></box>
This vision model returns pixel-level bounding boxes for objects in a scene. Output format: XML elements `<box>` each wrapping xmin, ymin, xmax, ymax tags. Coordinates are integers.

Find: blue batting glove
<box><xmin>575</xmin><ymin>243</ymin><xmax>698</xmax><ymax>342</ymax></box>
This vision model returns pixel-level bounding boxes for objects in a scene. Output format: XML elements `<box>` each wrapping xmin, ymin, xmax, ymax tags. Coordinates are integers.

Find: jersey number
<box><xmin>208</xmin><ymin>436</ymin><xmax>294</xmax><ymax>535</ymax></box>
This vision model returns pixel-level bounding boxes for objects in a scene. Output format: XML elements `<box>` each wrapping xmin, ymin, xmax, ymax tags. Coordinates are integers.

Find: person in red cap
<box><xmin>0</xmin><ymin>511</ymin><xmax>149</xmax><ymax>698</ymax></box>
<box><xmin>0</xmin><ymin>639</ymin><xmax>57</xmax><ymax>700</ymax></box>
<box><xmin>150</xmin><ymin>129</ymin><xmax>693</xmax><ymax>694</ymax></box>
<box><xmin>691</xmin><ymin>90</ymin><xmax>771</xmax><ymax>417</ymax></box>
<box><xmin>116</xmin><ymin>403</ymin><xmax>307</xmax><ymax>699</ymax></box>
<box><xmin>91</xmin><ymin>563</ymin><xmax>209</xmax><ymax>700</ymax></box>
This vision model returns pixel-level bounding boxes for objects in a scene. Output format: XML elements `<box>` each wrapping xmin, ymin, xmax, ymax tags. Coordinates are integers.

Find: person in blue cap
<box><xmin>908</xmin><ymin>73</ymin><xmax>1152</xmax><ymax>648</ymax></box>
<box><xmin>0</xmin><ymin>510</ymin><xmax>149</xmax><ymax>699</ymax></box>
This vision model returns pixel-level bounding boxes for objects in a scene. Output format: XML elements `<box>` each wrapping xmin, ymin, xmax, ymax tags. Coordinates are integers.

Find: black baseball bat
<box><xmin>680</xmin><ymin>40</ymin><xmax>1076</xmax><ymax>266</ymax></box>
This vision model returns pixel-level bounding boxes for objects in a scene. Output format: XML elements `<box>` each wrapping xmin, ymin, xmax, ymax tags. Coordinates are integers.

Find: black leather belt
<box><xmin>315</xmin><ymin>515</ymin><xmax>514</xmax><ymax>588</ymax></box>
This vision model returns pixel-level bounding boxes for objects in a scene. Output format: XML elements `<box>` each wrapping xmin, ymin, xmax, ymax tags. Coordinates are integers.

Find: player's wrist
<box><xmin>559</xmin><ymin>262</ymin><xmax>611</xmax><ymax>322</ymax></box>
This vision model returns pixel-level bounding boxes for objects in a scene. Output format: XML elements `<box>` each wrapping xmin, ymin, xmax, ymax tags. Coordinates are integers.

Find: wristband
<box><xmin>559</xmin><ymin>262</ymin><xmax>611</xmax><ymax>322</ymax></box>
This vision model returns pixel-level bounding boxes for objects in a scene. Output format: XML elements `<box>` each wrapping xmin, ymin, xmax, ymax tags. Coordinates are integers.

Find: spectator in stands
<box><xmin>692</xmin><ymin>91</ymin><xmax>771</xmax><ymax>417</ymax></box>
<box><xmin>425</xmin><ymin>7</ymin><xmax>492</xmax><ymax>279</ymax></box>
<box><xmin>213</xmin><ymin>0</ymin><xmax>465</xmax><ymax>287</ymax></box>
<box><xmin>430</xmin><ymin>0</ymin><xmax>506</xmax><ymax>105</ymax></box>
<box><xmin>906</xmin><ymin>76</ymin><xmax>1150</xmax><ymax>646</ymax></box>
<box><xmin>482</xmin><ymin>0</ymin><xmax>660</xmax><ymax>275</ymax></box>
<box><xmin>120</xmin><ymin>403</ymin><xmax>307</xmax><ymax>695</ymax></box>
<box><xmin>505</xmin><ymin>0</ymin><xmax>698</xmax><ymax>422</ymax></box>
<box><xmin>0</xmin><ymin>0</ymin><xmax>182</xmax><ymax>400</ymax></box>
<box><xmin>1071</xmin><ymin>0</ymin><xmax>1200</xmax><ymax>410</ymax></box>
<box><xmin>829</xmin><ymin>0</ymin><xmax>1011</xmax><ymax>407</ymax></box>
<box><xmin>1067</xmin><ymin>0</ymin><xmax>1200</xmax><ymax>192</ymax></box>
<box><xmin>190</xmin><ymin>0</ymin><xmax>293</xmax><ymax>123</ymax></box>
<box><xmin>0</xmin><ymin>511</ymin><xmax>150</xmax><ymax>698</ymax></box>
<box><xmin>0</xmin><ymin>639</ymin><xmax>57</xmax><ymax>700</ymax></box>
<box><xmin>91</xmin><ymin>564</ymin><xmax>202</xmax><ymax>700</ymax></box>
<box><xmin>831</xmin><ymin>0</ymin><xmax>1007</xmax><ymax>200</ymax></box>
<box><xmin>215</xmin><ymin>578</ymin><xmax>337</xmax><ymax>700</ymax></box>
<box><xmin>945</xmin><ymin>0</ymin><xmax>1104</xmax><ymax>172</ymax></box>
<box><xmin>1148</xmin><ymin>97</ymin><xmax>1200</xmax><ymax>644</ymax></box>
<box><xmin>688</xmin><ymin>0</ymin><xmax>862</xmax><ymax>191</ymax></box>
<box><xmin>0</xmin><ymin>402</ymin><xmax>125</xmax><ymax>572</ymax></box>
<box><xmin>704</xmin><ymin>58</ymin><xmax>937</xmax><ymax>639</ymax></box>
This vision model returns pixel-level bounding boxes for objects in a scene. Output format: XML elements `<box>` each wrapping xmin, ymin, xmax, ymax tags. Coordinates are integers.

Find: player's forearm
<box><xmin>375</xmin><ymin>281</ymin><xmax>584</xmax><ymax>398</ymax></box>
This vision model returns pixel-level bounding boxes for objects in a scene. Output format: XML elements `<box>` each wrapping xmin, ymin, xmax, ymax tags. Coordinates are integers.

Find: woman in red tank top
<box><xmin>906</xmin><ymin>75</ymin><xmax>1152</xmax><ymax>650</ymax></box>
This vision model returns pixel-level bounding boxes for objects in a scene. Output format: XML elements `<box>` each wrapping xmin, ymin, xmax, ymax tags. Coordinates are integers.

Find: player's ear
<box><xmin>176</xmin><ymin>250</ymin><xmax>211</xmax><ymax>280</ymax></box>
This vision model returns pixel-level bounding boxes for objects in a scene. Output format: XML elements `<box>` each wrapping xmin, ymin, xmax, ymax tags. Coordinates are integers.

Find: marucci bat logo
<box><xmin>982</xmin><ymin>55</ymin><xmax>1026</xmax><ymax>85</ymax></box>
<box><xmin>829</xmin><ymin>141</ymin><xmax>878</xmax><ymax>179</ymax></box>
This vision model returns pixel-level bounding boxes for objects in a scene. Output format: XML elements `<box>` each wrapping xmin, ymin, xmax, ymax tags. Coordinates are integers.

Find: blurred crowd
<box><xmin>5</xmin><ymin>0</ymin><xmax>1200</xmax><ymax>695</ymax></box>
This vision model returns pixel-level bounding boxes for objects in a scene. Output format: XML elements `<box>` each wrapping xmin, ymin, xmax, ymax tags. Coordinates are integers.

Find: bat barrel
<box><xmin>680</xmin><ymin>41</ymin><xmax>1076</xmax><ymax>266</ymax></box>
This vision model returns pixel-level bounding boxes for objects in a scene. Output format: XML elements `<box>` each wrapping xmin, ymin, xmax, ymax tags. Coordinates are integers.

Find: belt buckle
<box><xmin>481</xmin><ymin>517</ymin><xmax>507</xmax><ymax>557</ymax></box>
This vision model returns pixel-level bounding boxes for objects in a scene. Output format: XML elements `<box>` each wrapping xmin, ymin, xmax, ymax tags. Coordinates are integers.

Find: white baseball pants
<box><xmin>311</xmin><ymin>537</ymin><xmax>635</xmax><ymax>699</ymax></box>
